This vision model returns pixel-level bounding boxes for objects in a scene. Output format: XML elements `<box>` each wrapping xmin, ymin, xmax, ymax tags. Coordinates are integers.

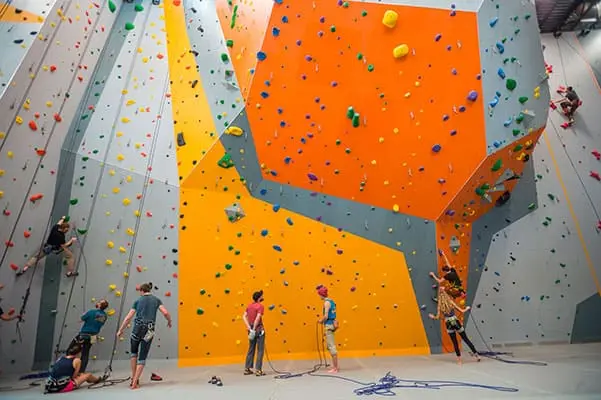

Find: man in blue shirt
<box><xmin>68</xmin><ymin>300</ymin><xmax>108</xmax><ymax>372</ymax></box>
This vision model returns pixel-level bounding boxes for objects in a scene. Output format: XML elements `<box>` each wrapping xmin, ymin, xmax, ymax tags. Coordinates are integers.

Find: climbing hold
<box><xmin>28</xmin><ymin>121</ymin><xmax>38</xmax><ymax>131</ymax></box>
<box><xmin>257</xmin><ymin>51</ymin><xmax>267</xmax><ymax>61</ymax></box>
<box><xmin>197</xmin><ymin>308</ymin><xmax>204</xmax><ymax>315</ymax></box>
<box><xmin>518</xmin><ymin>96</ymin><xmax>528</xmax><ymax>104</ymax></box>
<box><xmin>125</xmin><ymin>22</ymin><xmax>135</xmax><ymax>31</ymax></box>
<box><xmin>108</xmin><ymin>0</ymin><xmax>116</xmax><ymax>12</ymax></box>
<box><xmin>490</xmin><ymin>17</ymin><xmax>499</xmax><ymax>27</ymax></box>
<box><xmin>393</xmin><ymin>44</ymin><xmax>409</xmax><ymax>59</ymax></box>
<box><xmin>29</xmin><ymin>193</ymin><xmax>44</xmax><ymax>202</ymax></box>
<box><xmin>382</xmin><ymin>10</ymin><xmax>398</xmax><ymax>28</ymax></box>
<box><xmin>134</xmin><ymin>4</ymin><xmax>144</xmax><ymax>12</ymax></box>
<box><xmin>106</xmin><ymin>260</ymin><xmax>113</xmax><ymax>266</ymax></box>
<box><xmin>491</xmin><ymin>159</ymin><xmax>502</xmax><ymax>171</ymax></box>
<box><xmin>218</xmin><ymin>153</ymin><xmax>235</xmax><ymax>168</ymax></box>
<box><xmin>224</xmin><ymin>126</ymin><xmax>243</xmax><ymax>136</ymax></box>
<box><xmin>467</xmin><ymin>90</ymin><xmax>478</xmax><ymax>101</ymax></box>
<box><xmin>69</xmin><ymin>198</ymin><xmax>78</xmax><ymax>205</ymax></box>
<box><xmin>506</xmin><ymin>79</ymin><xmax>517</xmax><ymax>91</ymax></box>
<box><xmin>432</xmin><ymin>144</ymin><xmax>442</xmax><ymax>153</ymax></box>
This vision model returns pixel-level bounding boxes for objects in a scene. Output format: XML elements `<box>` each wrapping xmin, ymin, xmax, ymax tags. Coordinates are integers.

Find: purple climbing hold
<box><xmin>435</xmin><ymin>33</ymin><xmax>442</xmax><ymax>42</ymax></box>
<box><xmin>307</xmin><ymin>173</ymin><xmax>319</xmax><ymax>181</ymax></box>
<box><xmin>450</xmin><ymin>129</ymin><xmax>457</xmax><ymax>136</ymax></box>
<box><xmin>305</xmin><ymin>55</ymin><xmax>313</xmax><ymax>62</ymax></box>
<box><xmin>458</xmin><ymin>105</ymin><xmax>466</xmax><ymax>112</ymax></box>
<box><xmin>442</xmin><ymin>114</ymin><xmax>449</xmax><ymax>121</ymax></box>
<box><xmin>320</xmin><ymin>16</ymin><xmax>325</xmax><ymax>23</ymax></box>
<box><xmin>432</xmin><ymin>144</ymin><xmax>442</xmax><ymax>153</ymax></box>
<box><xmin>467</xmin><ymin>90</ymin><xmax>478</xmax><ymax>101</ymax></box>
<box><xmin>350</xmin><ymin>286</ymin><xmax>356</xmax><ymax>292</ymax></box>
<box><xmin>337</xmin><ymin>249</ymin><xmax>343</xmax><ymax>255</ymax></box>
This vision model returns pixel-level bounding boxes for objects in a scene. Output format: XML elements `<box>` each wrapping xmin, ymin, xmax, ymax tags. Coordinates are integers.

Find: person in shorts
<box><xmin>117</xmin><ymin>282</ymin><xmax>171</xmax><ymax>389</ymax></box>
<box><xmin>17</xmin><ymin>216</ymin><xmax>78</xmax><ymax>278</ymax></box>
<box><xmin>317</xmin><ymin>285</ymin><xmax>339</xmax><ymax>373</ymax></box>
<box><xmin>45</xmin><ymin>343</ymin><xmax>102</xmax><ymax>393</ymax></box>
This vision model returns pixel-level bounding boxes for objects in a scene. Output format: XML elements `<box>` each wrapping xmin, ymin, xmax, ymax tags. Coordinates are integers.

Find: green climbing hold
<box><xmin>69</xmin><ymin>198</ymin><xmax>79</xmax><ymax>205</ymax></box>
<box><xmin>134</xmin><ymin>4</ymin><xmax>144</xmax><ymax>12</ymax></box>
<box><xmin>528</xmin><ymin>203</ymin><xmax>536</xmax><ymax>210</ymax></box>
<box><xmin>547</xmin><ymin>193</ymin><xmax>556</xmax><ymax>201</ymax></box>
<box><xmin>475</xmin><ymin>187</ymin><xmax>485</xmax><ymax>196</ymax></box>
<box><xmin>82</xmin><ymin>156</ymin><xmax>89</xmax><ymax>161</ymax></box>
<box><xmin>525</xmin><ymin>14</ymin><xmax>531</xmax><ymax>20</ymax></box>
<box><xmin>125</xmin><ymin>22</ymin><xmax>135</xmax><ymax>31</ymax></box>
<box><xmin>226</xmin><ymin>39</ymin><xmax>234</xmax><ymax>47</ymax></box>
<box><xmin>225</xmin><ymin>263</ymin><xmax>232</xmax><ymax>270</ymax></box>
<box><xmin>197</xmin><ymin>308</ymin><xmax>204</xmax><ymax>315</ymax></box>
<box><xmin>346</xmin><ymin>106</ymin><xmax>355</xmax><ymax>119</ymax></box>
<box><xmin>513</xmin><ymin>144</ymin><xmax>523</xmax><ymax>152</ymax></box>
<box><xmin>108</xmin><ymin>0</ymin><xmax>116</xmax><ymax>12</ymax></box>
<box><xmin>215</xmin><ymin>272</ymin><xmax>221</xmax><ymax>278</ymax></box>
<box><xmin>361</xmin><ymin>10</ymin><xmax>368</xmax><ymax>16</ymax></box>
<box><xmin>513</xmin><ymin>129</ymin><xmax>521</xmax><ymax>136</ymax></box>
<box><xmin>330</xmin><ymin>25</ymin><xmax>336</xmax><ymax>32</ymax></box>
<box><xmin>506</xmin><ymin>78</ymin><xmax>517</xmax><ymax>91</ymax></box>
<box><xmin>357</xmin><ymin>53</ymin><xmax>363</xmax><ymax>60</ymax></box>
<box><xmin>230</xmin><ymin>5</ymin><xmax>238</xmax><ymax>29</ymax></box>
<box><xmin>221</xmin><ymin>53</ymin><xmax>229</xmax><ymax>62</ymax></box>
<box><xmin>491</xmin><ymin>159</ymin><xmax>502</xmax><ymax>172</ymax></box>
<box><xmin>64</xmin><ymin>216</ymin><xmax>71</xmax><ymax>222</ymax></box>
<box><xmin>518</xmin><ymin>96</ymin><xmax>529</xmax><ymax>104</ymax></box>
<box><xmin>200</xmin><ymin>289</ymin><xmax>206</xmax><ymax>295</ymax></box>
<box><xmin>352</xmin><ymin>113</ymin><xmax>360</xmax><ymax>127</ymax></box>
<box><xmin>481</xmin><ymin>183</ymin><xmax>490</xmax><ymax>190</ymax></box>
<box><xmin>218</xmin><ymin>153</ymin><xmax>235</xmax><ymax>168</ymax></box>
<box><xmin>77</xmin><ymin>229</ymin><xmax>88</xmax><ymax>235</ymax></box>
<box><xmin>516</xmin><ymin>113</ymin><xmax>525</xmax><ymax>123</ymax></box>
<box><xmin>225</xmin><ymin>288</ymin><xmax>231</xmax><ymax>294</ymax></box>
<box><xmin>367</xmin><ymin>64</ymin><xmax>374</xmax><ymax>72</ymax></box>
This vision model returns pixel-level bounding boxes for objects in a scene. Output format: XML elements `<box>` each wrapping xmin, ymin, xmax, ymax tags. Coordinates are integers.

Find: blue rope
<box><xmin>307</xmin><ymin>371</ymin><xmax>518</xmax><ymax>396</ymax></box>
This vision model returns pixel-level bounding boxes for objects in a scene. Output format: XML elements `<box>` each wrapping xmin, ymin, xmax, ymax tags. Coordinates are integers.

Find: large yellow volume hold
<box><xmin>393</xmin><ymin>44</ymin><xmax>409</xmax><ymax>58</ymax></box>
<box><xmin>382</xmin><ymin>10</ymin><xmax>398</xmax><ymax>28</ymax></box>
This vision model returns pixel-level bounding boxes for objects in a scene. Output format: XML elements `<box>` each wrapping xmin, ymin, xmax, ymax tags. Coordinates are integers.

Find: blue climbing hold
<box><xmin>286</xmin><ymin>217</ymin><xmax>294</xmax><ymax>226</ymax></box>
<box><xmin>272</xmin><ymin>27</ymin><xmax>280</xmax><ymax>36</ymax></box>
<box><xmin>273</xmin><ymin>204</ymin><xmax>281</xmax><ymax>212</ymax></box>
<box><xmin>432</xmin><ymin>144</ymin><xmax>442</xmax><ymax>153</ymax></box>
<box><xmin>496</xmin><ymin>42</ymin><xmax>505</xmax><ymax>54</ymax></box>
<box><xmin>261</xmin><ymin>229</ymin><xmax>269</xmax><ymax>237</ymax></box>
<box><xmin>260</xmin><ymin>91</ymin><xmax>269</xmax><ymax>98</ymax></box>
<box><xmin>497</xmin><ymin>68</ymin><xmax>506</xmax><ymax>79</ymax></box>
<box><xmin>273</xmin><ymin>245</ymin><xmax>282</xmax><ymax>252</ymax></box>
<box><xmin>307</xmin><ymin>173</ymin><xmax>318</xmax><ymax>181</ymax></box>
<box><xmin>489</xmin><ymin>17</ymin><xmax>499</xmax><ymax>27</ymax></box>
<box><xmin>284</xmin><ymin>157</ymin><xmax>292</xmax><ymax>164</ymax></box>
<box><xmin>257</xmin><ymin>51</ymin><xmax>267</xmax><ymax>61</ymax></box>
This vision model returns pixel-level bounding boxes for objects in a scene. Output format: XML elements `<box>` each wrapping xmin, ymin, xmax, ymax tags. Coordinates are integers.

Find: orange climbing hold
<box><xmin>28</xmin><ymin>121</ymin><xmax>38</xmax><ymax>131</ymax></box>
<box><xmin>54</xmin><ymin>113</ymin><xmax>62</xmax><ymax>122</ymax></box>
<box><xmin>165</xmin><ymin>291</ymin><xmax>172</xmax><ymax>297</ymax></box>
<box><xmin>24</xmin><ymin>231</ymin><xmax>31</xmax><ymax>238</ymax></box>
<box><xmin>29</xmin><ymin>193</ymin><xmax>44</xmax><ymax>202</ymax></box>
<box><xmin>36</xmin><ymin>149</ymin><xmax>47</xmax><ymax>156</ymax></box>
<box><xmin>173</xmin><ymin>0</ymin><xmax>182</xmax><ymax>6</ymax></box>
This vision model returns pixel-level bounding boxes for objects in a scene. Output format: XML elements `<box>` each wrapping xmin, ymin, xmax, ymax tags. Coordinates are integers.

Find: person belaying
<box><xmin>44</xmin><ymin>342</ymin><xmax>102</xmax><ymax>394</ymax></box>
<box><xmin>117</xmin><ymin>282</ymin><xmax>171</xmax><ymax>390</ymax></box>
<box><xmin>317</xmin><ymin>285</ymin><xmax>339</xmax><ymax>373</ymax></box>
<box><xmin>243</xmin><ymin>290</ymin><xmax>266</xmax><ymax>376</ymax></box>
<box><xmin>429</xmin><ymin>250</ymin><xmax>465</xmax><ymax>299</ymax></box>
<box><xmin>428</xmin><ymin>286</ymin><xmax>480</xmax><ymax>365</ymax></box>
<box><xmin>554</xmin><ymin>86</ymin><xmax>581</xmax><ymax>124</ymax></box>
<box><xmin>16</xmin><ymin>216</ymin><xmax>78</xmax><ymax>278</ymax></box>
<box><xmin>67</xmin><ymin>299</ymin><xmax>109</xmax><ymax>373</ymax></box>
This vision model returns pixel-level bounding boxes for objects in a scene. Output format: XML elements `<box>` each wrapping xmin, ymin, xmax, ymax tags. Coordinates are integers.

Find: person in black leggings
<box><xmin>429</xmin><ymin>286</ymin><xmax>481</xmax><ymax>365</ymax></box>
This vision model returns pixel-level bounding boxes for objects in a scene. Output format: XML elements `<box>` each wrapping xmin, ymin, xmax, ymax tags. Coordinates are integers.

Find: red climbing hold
<box><xmin>172</xmin><ymin>273</ymin><xmax>178</xmax><ymax>278</ymax></box>
<box><xmin>593</xmin><ymin>149</ymin><xmax>601</xmax><ymax>161</ymax></box>
<box><xmin>24</xmin><ymin>231</ymin><xmax>31</xmax><ymax>238</ymax></box>
<box><xmin>54</xmin><ymin>113</ymin><xmax>62</xmax><ymax>122</ymax></box>
<box><xmin>10</xmin><ymin>263</ymin><xmax>19</xmax><ymax>271</ymax></box>
<box><xmin>136</xmin><ymin>266</ymin><xmax>143</xmax><ymax>273</ymax></box>
<box><xmin>2</xmin><ymin>209</ymin><xmax>10</xmax><ymax>216</ymax></box>
<box><xmin>29</xmin><ymin>120</ymin><xmax>38</xmax><ymax>131</ymax></box>
<box><xmin>36</xmin><ymin>149</ymin><xmax>46</xmax><ymax>156</ymax></box>
<box><xmin>5</xmin><ymin>241</ymin><xmax>14</xmax><ymax>247</ymax></box>
<box><xmin>34</xmin><ymin>112</ymin><xmax>40</xmax><ymax>119</ymax></box>
<box><xmin>590</xmin><ymin>171</ymin><xmax>600</xmax><ymax>181</ymax></box>
<box><xmin>29</xmin><ymin>193</ymin><xmax>44</xmax><ymax>202</ymax></box>
<box><xmin>173</xmin><ymin>0</ymin><xmax>182</xmax><ymax>6</ymax></box>
<box><xmin>50</xmin><ymin>65</ymin><xmax>57</xmax><ymax>72</ymax></box>
<box><xmin>165</xmin><ymin>291</ymin><xmax>171</xmax><ymax>297</ymax></box>
<box><xmin>146</xmin><ymin>211</ymin><xmax>153</xmax><ymax>217</ymax></box>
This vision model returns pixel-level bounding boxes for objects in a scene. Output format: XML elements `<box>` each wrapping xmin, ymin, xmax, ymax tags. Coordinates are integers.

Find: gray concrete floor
<box><xmin>0</xmin><ymin>343</ymin><xmax>600</xmax><ymax>399</ymax></box>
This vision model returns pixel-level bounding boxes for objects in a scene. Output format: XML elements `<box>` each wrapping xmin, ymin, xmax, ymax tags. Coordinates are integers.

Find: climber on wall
<box><xmin>428</xmin><ymin>286</ymin><xmax>481</xmax><ymax>366</ymax></box>
<box><xmin>116</xmin><ymin>282</ymin><xmax>171</xmax><ymax>390</ymax></box>
<box><xmin>44</xmin><ymin>342</ymin><xmax>102</xmax><ymax>394</ymax></box>
<box><xmin>67</xmin><ymin>299</ymin><xmax>109</xmax><ymax>373</ymax></box>
<box><xmin>16</xmin><ymin>216</ymin><xmax>78</xmax><ymax>278</ymax></box>
<box><xmin>554</xmin><ymin>86</ymin><xmax>581</xmax><ymax>124</ymax></box>
<box><xmin>429</xmin><ymin>250</ymin><xmax>465</xmax><ymax>299</ymax></box>
<box><xmin>0</xmin><ymin>302</ymin><xmax>21</xmax><ymax>322</ymax></box>
<box><xmin>243</xmin><ymin>290</ymin><xmax>266</xmax><ymax>376</ymax></box>
<box><xmin>317</xmin><ymin>285</ymin><xmax>339</xmax><ymax>373</ymax></box>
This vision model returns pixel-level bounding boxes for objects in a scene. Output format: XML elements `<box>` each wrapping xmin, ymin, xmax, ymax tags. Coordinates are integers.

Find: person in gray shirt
<box><xmin>117</xmin><ymin>282</ymin><xmax>171</xmax><ymax>390</ymax></box>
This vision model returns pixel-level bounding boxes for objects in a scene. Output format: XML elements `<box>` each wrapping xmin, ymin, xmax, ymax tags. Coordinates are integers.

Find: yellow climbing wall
<box><xmin>164</xmin><ymin>2</ymin><xmax>429</xmax><ymax>366</ymax></box>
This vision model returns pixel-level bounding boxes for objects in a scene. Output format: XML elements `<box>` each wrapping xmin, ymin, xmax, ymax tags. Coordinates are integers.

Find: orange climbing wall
<box><xmin>165</xmin><ymin>2</ymin><xmax>430</xmax><ymax>365</ymax></box>
<box><xmin>434</xmin><ymin>127</ymin><xmax>544</xmax><ymax>351</ymax></box>
<box><xmin>216</xmin><ymin>0</ymin><xmax>273</xmax><ymax>97</ymax></box>
<box><xmin>245</xmin><ymin>2</ymin><xmax>486</xmax><ymax>221</ymax></box>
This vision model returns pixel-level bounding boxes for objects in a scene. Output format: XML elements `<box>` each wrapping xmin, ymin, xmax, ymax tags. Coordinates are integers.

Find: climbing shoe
<box><xmin>255</xmin><ymin>370</ymin><xmax>266</xmax><ymax>376</ymax></box>
<box><xmin>150</xmin><ymin>373</ymin><xmax>163</xmax><ymax>381</ymax></box>
<box><xmin>243</xmin><ymin>369</ymin><xmax>253</xmax><ymax>375</ymax></box>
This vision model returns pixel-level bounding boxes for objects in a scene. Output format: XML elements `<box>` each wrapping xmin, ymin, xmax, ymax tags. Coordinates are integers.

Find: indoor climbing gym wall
<box><xmin>0</xmin><ymin>0</ymin><xmax>599</xmax><ymax>376</ymax></box>
<box><xmin>0</xmin><ymin>0</ymin><xmax>179</xmax><ymax>374</ymax></box>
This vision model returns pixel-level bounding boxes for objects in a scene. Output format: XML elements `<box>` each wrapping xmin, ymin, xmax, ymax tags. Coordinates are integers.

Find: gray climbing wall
<box><xmin>465</xmin><ymin>33</ymin><xmax>601</xmax><ymax>349</ymax></box>
<box><xmin>0</xmin><ymin>0</ymin><xmax>180</xmax><ymax>374</ymax></box>
<box><xmin>477</xmin><ymin>0</ymin><xmax>550</xmax><ymax>154</ymax></box>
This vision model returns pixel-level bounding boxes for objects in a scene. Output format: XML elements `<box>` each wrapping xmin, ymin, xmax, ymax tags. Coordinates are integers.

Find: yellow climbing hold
<box><xmin>225</xmin><ymin>126</ymin><xmax>244</xmax><ymax>136</ymax></box>
<box><xmin>126</xmin><ymin>99</ymin><xmax>136</xmax><ymax>106</ymax></box>
<box><xmin>123</xmin><ymin>198</ymin><xmax>131</xmax><ymax>206</ymax></box>
<box><xmin>123</xmin><ymin>272</ymin><xmax>129</xmax><ymax>278</ymax></box>
<box><xmin>23</xmin><ymin>99</ymin><xmax>30</xmax><ymax>110</ymax></box>
<box><xmin>126</xmin><ymin>228</ymin><xmax>135</xmax><ymax>236</ymax></box>
<box><xmin>46</xmin><ymin>101</ymin><xmax>53</xmax><ymax>107</ymax></box>
<box><xmin>107</xmin><ymin>309</ymin><xmax>116</xmax><ymax>316</ymax></box>
<box><xmin>7</xmin><ymin>151</ymin><xmax>14</xmax><ymax>158</ymax></box>
<box><xmin>121</xmin><ymin>117</ymin><xmax>130</xmax><ymax>123</ymax></box>
<box><xmin>119</xmin><ymin>246</ymin><xmax>126</xmax><ymax>253</ymax></box>
<box><xmin>0</xmin><ymin>191</ymin><xmax>4</xmax><ymax>199</ymax></box>
<box><xmin>126</xmin><ymin>175</ymin><xmax>132</xmax><ymax>182</ymax></box>
<box><xmin>107</xmin><ymin>241</ymin><xmax>114</xmax><ymax>249</ymax></box>
<box><xmin>382</xmin><ymin>10</ymin><xmax>398</xmax><ymax>28</ymax></box>
<box><xmin>117</xmin><ymin>154</ymin><xmax>125</xmax><ymax>161</ymax></box>
<box><xmin>115</xmin><ymin>291</ymin><xmax>122</xmax><ymax>297</ymax></box>
<box><xmin>112</xmin><ymin>187</ymin><xmax>120</xmax><ymax>194</ymax></box>
<box><xmin>106</xmin><ymin>259</ymin><xmax>113</xmax><ymax>266</ymax></box>
<box><xmin>378</xmin><ymin>137</ymin><xmax>384</xmax><ymax>143</ymax></box>
<box><xmin>393</xmin><ymin>44</ymin><xmax>409</xmax><ymax>59</ymax></box>
<box><xmin>392</xmin><ymin>204</ymin><xmax>399</xmax><ymax>213</ymax></box>
<box><xmin>109</xmin><ymin>169</ymin><xmax>116</xmax><ymax>176</ymax></box>
<box><xmin>108</xmin><ymin>284</ymin><xmax>116</xmax><ymax>291</ymax></box>
<box><xmin>0</xmin><ymin>169</ymin><xmax>4</xmax><ymax>176</ymax></box>
<box><xmin>0</xmin><ymin>132</ymin><xmax>5</xmax><ymax>139</ymax></box>
<box><xmin>15</xmin><ymin>116</ymin><xmax>23</xmax><ymax>124</ymax></box>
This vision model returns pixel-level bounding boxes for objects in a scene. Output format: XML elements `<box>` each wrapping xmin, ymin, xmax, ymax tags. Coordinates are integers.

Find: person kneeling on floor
<box><xmin>45</xmin><ymin>342</ymin><xmax>102</xmax><ymax>394</ymax></box>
